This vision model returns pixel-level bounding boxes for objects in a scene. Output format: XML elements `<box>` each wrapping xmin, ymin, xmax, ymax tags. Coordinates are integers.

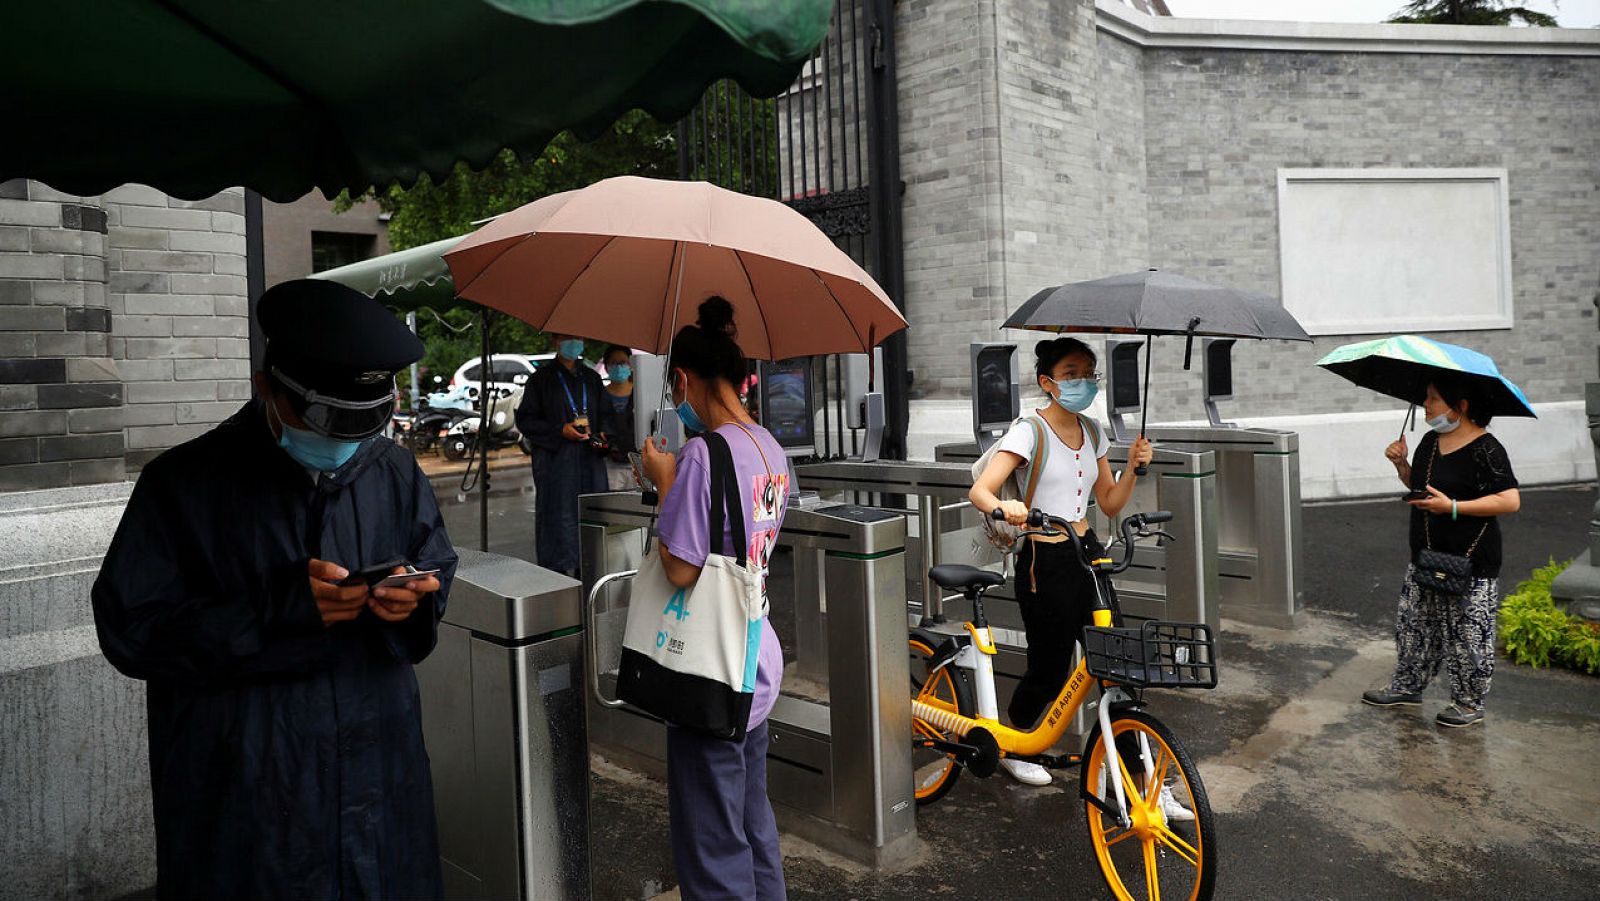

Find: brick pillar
<box><xmin>102</xmin><ymin>185</ymin><xmax>251</xmax><ymax>473</ymax></box>
<box><xmin>0</xmin><ymin>179</ymin><xmax>122</xmax><ymax>491</ymax></box>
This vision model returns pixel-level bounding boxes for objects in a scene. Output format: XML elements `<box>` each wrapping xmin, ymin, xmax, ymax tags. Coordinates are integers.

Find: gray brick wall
<box><xmin>103</xmin><ymin>186</ymin><xmax>251</xmax><ymax>472</ymax></box>
<box><xmin>897</xmin><ymin>0</ymin><xmax>1600</xmax><ymax>422</ymax></box>
<box><xmin>0</xmin><ymin>183</ymin><xmax>252</xmax><ymax>490</ymax></box>
<box><xmin>1138</xmin><ymin>49</ymin><xmax>1599</xmax><ymax>420</ymax></box>
<box><xmin>0</xmin><ymin>180</ymin><xmax>120</xmax><ymax>492</ymax></box>
<box><xmin>896</xmin><ymin>0</ymin><xmax>1007</xmax><ymax>399</ymax></box>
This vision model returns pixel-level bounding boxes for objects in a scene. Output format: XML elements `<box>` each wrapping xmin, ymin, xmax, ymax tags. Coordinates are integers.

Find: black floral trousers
<box><xmin>1388</xmin><ymin>564</ymin><xmax>1500</xmax><ymax>710</ymax></box>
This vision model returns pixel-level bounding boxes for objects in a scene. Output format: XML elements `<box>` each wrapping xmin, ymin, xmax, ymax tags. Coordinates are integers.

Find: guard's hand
<box><xmin>561</xmin><ymin>422</ymin><xmax>587</xmax><ymax>442</ymax></box>
<box><xmin>309</xmin><ymin>559</ymin><xmax>368</xmax><ymax>627</ymax></box>
<box><xmin>1408</xmin><ymin>485</ymin><xmax>1452</xmax><ymax>515</ymax></box>
<box><xmin>997</xmin><ymin>500</ymin><xmax>1030</xmax><ymax>526</ymax></box>
<box><xmin>641</xmin><ymin>436</ymin><xmax>677</xmax><ymax>489</ymax></box>
<box><xmin>369</xmin><ymin>567</ymin><xmax>441</xmax><ymax>623</ymax></box>
<box><xmin>1129</xmin><ymin>436</ymin><xmax>1154</xmax><ymax>471</ymax></box>
<box><xmin>1386</xmin><ymin>436</ymin><xmax>1408</xmax><ymax>465</ymax></box>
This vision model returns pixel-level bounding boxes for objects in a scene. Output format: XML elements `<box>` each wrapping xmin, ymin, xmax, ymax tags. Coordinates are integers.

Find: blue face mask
<box><xmin>609</xmin><ymin>364</ymin><xmax>632</xmax><ymax>383</ymax></box>
<box><xmin>559</xmin><ymin>339</ymin><xmax>585</xmax><ymax>361</ymax></box>
<box><xmin>676</xmin><ymin>399</ymin><xmax>708</xmax><ymax>435</ymax></box>
<box><xmin>269</xmin><ymin>400</ymin><xmax>363</xmax><ymax>471</ymax></box>
<box><xmin>673</xmin><ymin>374</ymin><xmax>709</xmax><ymax>434</ymax></box>
<box><xmin>1049</xmin><ymin>377</ymin><xmax>1099</xmax><ymax>414</ymax></box>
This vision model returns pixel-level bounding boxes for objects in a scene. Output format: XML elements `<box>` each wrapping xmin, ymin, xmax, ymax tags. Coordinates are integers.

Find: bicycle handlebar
<box><xmin>989</xmin><ymin>507</ymin><xmax>1175</xmax><ymax>574</ymax></box>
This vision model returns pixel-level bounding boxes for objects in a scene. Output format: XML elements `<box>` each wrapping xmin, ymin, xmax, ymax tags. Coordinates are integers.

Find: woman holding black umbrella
<box><xmin>969</xmin><ymin>337</ymin><xmax>1154</xmax><ymax>786</ymax></box>
<box><xmin>1362</xmin><ymin>376</ymin><xmax>1521</xmax><ymax>728</ymax></box>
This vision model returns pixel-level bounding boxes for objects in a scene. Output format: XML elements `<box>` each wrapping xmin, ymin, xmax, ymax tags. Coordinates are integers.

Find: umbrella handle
<box><xmin>1135</xmin><ymin>334</ymin><xmax>1153</xmax><ymax>477</ymax></box>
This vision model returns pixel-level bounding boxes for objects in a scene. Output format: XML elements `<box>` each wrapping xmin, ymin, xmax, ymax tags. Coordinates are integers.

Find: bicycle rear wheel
<box><xmin>909</xmin><ymin>636</ymin><xmax>974</xmax><ymax>806</ymax></box>
<box><xmin>1082</xmin><ymin>709</ymin><xmax>1216</xmax><ymax>901</ymax></box>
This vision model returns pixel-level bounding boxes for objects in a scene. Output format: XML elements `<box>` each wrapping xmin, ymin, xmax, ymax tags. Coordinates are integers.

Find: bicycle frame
<box><xmin>913</xmin><ymin>511</ymin><xmax>1173</xmax><ymax>822</ymax></box>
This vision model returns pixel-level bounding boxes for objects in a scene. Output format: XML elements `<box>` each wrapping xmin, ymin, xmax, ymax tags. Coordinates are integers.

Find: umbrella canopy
<box><xmin>3</xmin><ymin>0</ymin><xmax>831</xmax><ymax>201</ymax></box>
<box><xmin>1317</xmin><ymin>335</ymin><xmax>1536</xmax><ymax>418</ymax></box>
<box><xmin>442</xmin><ymin>176</ymin><xmax>906</xmax><ymax>360</ymax></box>
<box><xmin>1004</xmin><ymin>270</ymin><xmax>1311</xmax><ymax>343</ymax></box>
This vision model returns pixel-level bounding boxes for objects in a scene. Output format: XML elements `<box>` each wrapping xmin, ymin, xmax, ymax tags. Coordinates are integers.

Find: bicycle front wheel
<box><xmin>1083</xmin><ymin>709</ymin><xmax>1216</xmax><ymax>901</ymax></box>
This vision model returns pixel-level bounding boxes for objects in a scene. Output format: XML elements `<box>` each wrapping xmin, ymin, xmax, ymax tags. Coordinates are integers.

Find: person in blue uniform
<box><xmin>514</xmin><ymin>334</ymin><xmax>607</xmax><ymax>576</ymax></box>
<box><xmin>92</xmin><ymin>279</ymin><xmax>457</xmax><ymax>901</ymax></box>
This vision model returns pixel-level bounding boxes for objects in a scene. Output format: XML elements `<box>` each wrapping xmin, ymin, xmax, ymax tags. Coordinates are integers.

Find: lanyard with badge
<box><xmin>558</xmin><ymin>368</ymin><xmax>589</xmax><ymax>434</ymax></box>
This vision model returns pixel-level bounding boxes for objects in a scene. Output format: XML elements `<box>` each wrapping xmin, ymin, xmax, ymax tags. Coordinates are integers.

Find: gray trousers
<box><xmin>667</xmin><ymin>721</ymin><xmax>786</xmax><ymax>901</ymax></box>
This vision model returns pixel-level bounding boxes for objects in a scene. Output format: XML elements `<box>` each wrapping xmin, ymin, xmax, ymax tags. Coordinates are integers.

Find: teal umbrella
<box><xmin>2</xmin><ymin>0</ymin><xmax>831</xmax><ymax>201</ymax></box>
<box><xmin>1317</xmin><ymin>334</ymin><xmax>1536</xmax><ymax>420</ymax></box>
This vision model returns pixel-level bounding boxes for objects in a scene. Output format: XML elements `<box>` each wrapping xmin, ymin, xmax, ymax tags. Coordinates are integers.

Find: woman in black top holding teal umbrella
<box><xmin>1319</xmin><ymin>335</ymin><xmax>1529</xmax><ymax>728</ymax></box>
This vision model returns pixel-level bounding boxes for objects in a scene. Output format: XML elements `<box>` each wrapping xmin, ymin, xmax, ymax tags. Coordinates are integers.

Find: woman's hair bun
<box><xmin>696</xmin><ymin>296</ymin><xmax>736</xmax><ymax>337</ymax></box>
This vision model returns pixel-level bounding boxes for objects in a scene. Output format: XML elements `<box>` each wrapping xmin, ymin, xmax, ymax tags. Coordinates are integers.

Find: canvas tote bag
<box><xmin>617</xmin><ymin>431</ymin><xmax>764</xmax><ymax>740</ymax></box>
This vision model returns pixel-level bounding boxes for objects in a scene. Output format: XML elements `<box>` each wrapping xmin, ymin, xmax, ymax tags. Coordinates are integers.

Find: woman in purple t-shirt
<box><xmin>641</xmin><ymin>297</ymin><xmax>789</xmax><ymax>901</ymax></box>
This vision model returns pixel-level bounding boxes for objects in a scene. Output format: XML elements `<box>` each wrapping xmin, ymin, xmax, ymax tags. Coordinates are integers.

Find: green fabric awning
<box><xmin>2</xmin><ymin>0</ymin><xmax>830</xmax><ymax>201</ymax></box>
<box><xmin>311</xmin><ymin>236</ymin><xmax>464</xmax><ymax>312</ymax></box>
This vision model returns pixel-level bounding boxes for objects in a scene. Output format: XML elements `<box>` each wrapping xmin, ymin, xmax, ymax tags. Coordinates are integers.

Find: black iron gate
<box><xmin>676</xmin><ymin>0</ymin><xmax>906</xmax><ymax>460</ymax></box>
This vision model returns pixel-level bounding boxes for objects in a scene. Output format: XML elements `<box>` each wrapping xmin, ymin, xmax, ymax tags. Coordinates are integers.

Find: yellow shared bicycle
<box><xmin>910</xmin><ymin>507</ymin><xmax>1218</xmax><ymax>901</ymax></box>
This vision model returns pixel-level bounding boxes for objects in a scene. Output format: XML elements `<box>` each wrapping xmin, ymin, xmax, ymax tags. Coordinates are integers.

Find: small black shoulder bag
<box><xmin>1414</xmin><ymin>443</ymin><xmax>1488</xmax><ymax>597</ymax></box>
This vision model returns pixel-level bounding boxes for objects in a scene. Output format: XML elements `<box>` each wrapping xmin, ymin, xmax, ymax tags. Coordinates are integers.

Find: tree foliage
<box><xmin>339</xmin><ymin>111</ymin><xmax>677</xmax><ymax>390</ymax></box>
<box><xmin>1388</xmin><ymin>0</ymin><xmax>1559</xmax><ymax>26</ymax></box>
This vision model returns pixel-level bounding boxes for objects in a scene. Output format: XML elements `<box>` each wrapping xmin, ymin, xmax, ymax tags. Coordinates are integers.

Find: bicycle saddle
<box><xmin>929</xmin><ymin>564</ymin><xmax>1005</xmax><ymax>592</ymax></box>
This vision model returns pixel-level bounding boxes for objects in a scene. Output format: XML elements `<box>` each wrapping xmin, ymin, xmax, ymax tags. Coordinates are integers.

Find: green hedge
<box><xmin>1499</xmin><ymin>559</ymin><xmax>1600</xmax><ymax>676</ymax></box>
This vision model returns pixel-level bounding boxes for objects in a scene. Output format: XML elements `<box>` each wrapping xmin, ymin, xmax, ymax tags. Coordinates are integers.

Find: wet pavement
<box><xmin>113</xmin><ymin>482</ymin><xmax>1600</xmax><ymax>901</ymax></box>
<box><xmin>577</xmin><ymin>484</ymin><xmax>1600</xmax><ymax>901</ymax></box>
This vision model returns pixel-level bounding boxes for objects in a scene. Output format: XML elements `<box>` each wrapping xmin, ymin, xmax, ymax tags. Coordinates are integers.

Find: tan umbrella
<box><xmin>442</xmin><ymin>176</ymin><xmax>905</xmax><ymax>360</ymax></box>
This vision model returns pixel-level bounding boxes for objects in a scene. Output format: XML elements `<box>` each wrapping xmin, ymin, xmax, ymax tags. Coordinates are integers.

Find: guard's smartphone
<box><xmin>338</xmin><ymin>558</ymin><xmax>407</xmax><ymax>587</ymax></box>
<box><xmin>1401</xmin><ymin>489</ymin><xmax>1431</xmax><ymax>502</ymax></box>
<box><xmin>372</xmin><ymin>568</ymin><xmax>441</xmax><ymax>590</ymax></box>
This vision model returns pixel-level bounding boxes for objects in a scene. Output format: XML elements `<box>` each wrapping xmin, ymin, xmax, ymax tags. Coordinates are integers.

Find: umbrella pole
<box><xmin>1135</xmin><ymin>334</ymin><xmax>1152</xmax><ymax>476</ymax></box>
<box><xmin>1401</xmin><ymin>403</ymin><xmax>1415</xmax><ymax>441</ymax></box>
<box><xmin>655</xmin><ymin>241</ymin><xmax>689</xmax><ymax>438</ymax></box>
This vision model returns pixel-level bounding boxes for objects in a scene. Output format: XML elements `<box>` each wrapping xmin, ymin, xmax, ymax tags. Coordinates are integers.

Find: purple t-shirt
<box><xmin>657</xmin><ymin>423</ymin><xmax>790</xmax><ymax>729</ymax></box>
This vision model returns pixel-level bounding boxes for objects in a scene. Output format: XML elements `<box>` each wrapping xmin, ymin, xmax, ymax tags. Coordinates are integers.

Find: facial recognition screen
<box><xmin>974</xmin><ymin>345</ymin><xmax>1016</xmax><ymax>427</ymax></box>
<box><xmin>1110</xmin><ymin>342</ymin><xmax>1142</xmax><ymax>412</ymax></box>
<box><xmin>1206</xmin><ymin>340</ymin><xmax>1234</xmax><ymax>400</ymax></box>
<box><xmin>760</xmin><ymin>358</ymin><xmax>815</xmax><ymax>451</ymax></box>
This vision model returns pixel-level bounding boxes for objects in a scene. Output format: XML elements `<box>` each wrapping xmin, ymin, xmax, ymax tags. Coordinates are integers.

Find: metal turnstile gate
<box><xmin>580</xmin><ymin>493</ymin><xmax>917</xmax><ymax>868</ymax></box>
<box><xmin>416</xmin><ymin>550</ymin><xmax>590</xmax><ymax>901</ymax></box>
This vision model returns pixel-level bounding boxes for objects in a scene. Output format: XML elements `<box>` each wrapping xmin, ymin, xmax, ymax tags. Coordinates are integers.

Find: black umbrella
<box><xmin>1002</xmin><ymin>270</ymin><xmax>1312</xmax><ymax>473</ymax></box>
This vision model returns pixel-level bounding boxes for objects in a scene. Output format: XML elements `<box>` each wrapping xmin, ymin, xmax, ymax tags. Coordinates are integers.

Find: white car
<box><xmin>450</xmin><ymin>353</ymin><xmax>555</xmax><ymax>400</ymax></box>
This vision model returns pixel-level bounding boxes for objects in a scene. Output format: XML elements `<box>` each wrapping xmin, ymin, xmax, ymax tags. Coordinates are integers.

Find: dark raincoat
<box><xmin>92</xmin><ymin>401</ymin><xmax>457</xmax><ymax>901</ymax></box>
<box><xmin>515</xmin><ymin>360</ymin><xmax>607</xmax><ymax>574</ymax></box>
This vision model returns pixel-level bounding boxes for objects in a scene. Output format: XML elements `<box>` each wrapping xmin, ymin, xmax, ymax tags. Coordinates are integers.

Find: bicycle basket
<box><xmin>1082</xmin><ymin>621</ymin><xmax>1217</xmax><ymax>689</ymax></box>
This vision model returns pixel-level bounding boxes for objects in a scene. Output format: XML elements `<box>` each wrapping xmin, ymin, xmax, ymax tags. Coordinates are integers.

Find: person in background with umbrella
<box><xmin>515</xmin><ymin>333</ymin><xmax>607</xmax><ymax>577</ymax></box>
<box><xmin>1362</xmin><ymin>376</ymin><xmax>1521</xmax><ymax>728</ymax></box>
<box><xmin>640</xmin><ymin>298</ymin><xmax>791</xmax><ymax>901</ymax></box>
<box><xmin>969</xmin><ymin>337</ymin><xmax>1155</xmax><ymax>786</ymax></box>
<box><xmin>601</xmin><ymin>344</ymin><xmax>639</xmax><ymax>491</ymax></box>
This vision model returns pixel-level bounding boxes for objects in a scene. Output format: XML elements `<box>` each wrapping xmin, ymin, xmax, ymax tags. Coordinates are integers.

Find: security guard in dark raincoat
<box><xmin>92</xmin><ymin>279</ymin><xmax>457</xmax><ymax>900</ymax></box>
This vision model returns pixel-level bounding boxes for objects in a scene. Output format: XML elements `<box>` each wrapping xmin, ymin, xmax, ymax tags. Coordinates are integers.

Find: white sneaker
<box><xmin>1157</xmin><ymin>783</ymin><xmax>1195</xmax><ymax>822</ymax></box>
<box><xmin>999</xmin><ymin>758</ymin><xmax>1053</xmax><ymax>786</ymax></box>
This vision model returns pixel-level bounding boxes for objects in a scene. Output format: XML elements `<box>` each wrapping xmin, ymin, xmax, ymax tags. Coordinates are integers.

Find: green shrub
<box><xmin>1498</xmin><ymin>558</ymin><xmax>1600</xmax><ymax>676</ymax></box>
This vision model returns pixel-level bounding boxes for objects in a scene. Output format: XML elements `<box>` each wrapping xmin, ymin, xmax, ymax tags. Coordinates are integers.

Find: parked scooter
<box><xmin>441</xmin><ymin>384</ymin><xmax>531</xmax><ymax>461</ymax></box>
<box><xmin>397</xmin><ymin>377</ymin><xmax>477</xmax><ymax>455</ymax></box>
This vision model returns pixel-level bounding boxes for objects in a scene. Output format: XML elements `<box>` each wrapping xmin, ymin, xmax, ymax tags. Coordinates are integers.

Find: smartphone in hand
<box><xmin>1401</xmin><ymin>489</ymin><xmax>1431</xmax><ymax>502</ymax></box>
<box><xmin>628</xmin><ymin>451</ymin><xmax>656</xmax><ymax>493</ymax></box>
<box><xmin>372</xmin><ymin>567</ymin><xmax>441</xmax><ymax>590</ymax></box>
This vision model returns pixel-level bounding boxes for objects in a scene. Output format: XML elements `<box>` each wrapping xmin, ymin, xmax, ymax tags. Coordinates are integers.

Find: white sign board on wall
<box><xmin>1277</xmin><ymin>169</ymin><xmax>1513</xmax><ymax>335</ymax></box>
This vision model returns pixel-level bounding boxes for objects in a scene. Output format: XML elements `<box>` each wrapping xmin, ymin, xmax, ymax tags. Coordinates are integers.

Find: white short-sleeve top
<box><xmin>995</xmin><ymin>413</ymin><xmax>1109</xmax><ymax>522</ymax></box>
